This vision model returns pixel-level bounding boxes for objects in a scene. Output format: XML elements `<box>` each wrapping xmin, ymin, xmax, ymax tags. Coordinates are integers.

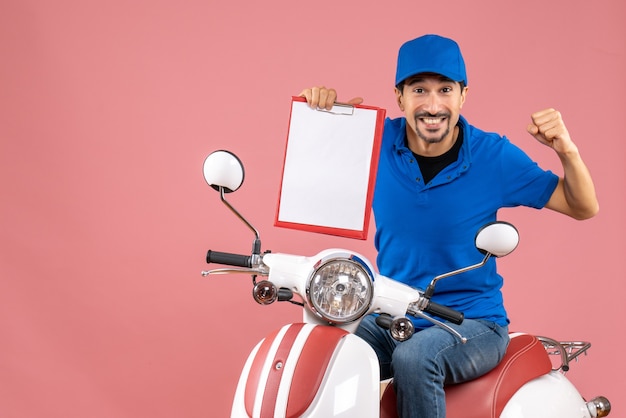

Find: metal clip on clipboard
<box><xmin>316</xmin><ymin>102</ymin><xmax>355</xmax><ymax>116</ymax></box>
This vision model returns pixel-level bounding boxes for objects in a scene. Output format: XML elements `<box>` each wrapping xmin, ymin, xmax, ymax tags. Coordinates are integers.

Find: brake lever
<box><xmin>201</xmin><ymin>267</ymin><xmax>268</xmax><ymax>277</ymax></box>
<box><xmin>409</xmin><ymin>308</ymin><xmax>468</xmax><ymax>344</ymax></box>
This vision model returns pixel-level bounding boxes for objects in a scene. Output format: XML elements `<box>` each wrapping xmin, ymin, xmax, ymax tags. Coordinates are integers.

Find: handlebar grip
<box><xmin>206</xmin><ymin>250</ymin><xmax>251</xmax><ymax>268</ymax></box>
<box><xmin>375</xmin><ymin>313</ymin><xmax>393</xmax><ymax>329</ymax></box>
<box><xmin>424</xmin><ymin>301</ymin><xmax>464</xmax><ymax>325</ymax></box>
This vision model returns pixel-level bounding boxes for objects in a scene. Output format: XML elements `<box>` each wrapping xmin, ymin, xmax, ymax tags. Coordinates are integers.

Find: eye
<box><xmin>441</xmin><ymin>86</ymin><xmax>453</xmax><ymax>93</ymax></box>
<box><xmin>412</xmin><ymin>87</ymin><xmax>424</xmax><ymax>94</ymax></box>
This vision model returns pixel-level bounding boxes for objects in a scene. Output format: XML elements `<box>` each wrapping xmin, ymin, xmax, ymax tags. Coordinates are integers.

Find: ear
<box><xmin>395</xmin><ymin>87</ymin><xmax>404</xmax><ymax>111</ymax></box>
<box><xmin>459</xmin><ymin>86</ymin><xmax>469</xmax><ymax>109</ymax></box>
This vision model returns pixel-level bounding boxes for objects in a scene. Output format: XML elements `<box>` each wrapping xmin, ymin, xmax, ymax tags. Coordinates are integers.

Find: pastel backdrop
<box><xmin>1</xmin><ymin>0</ymin><xmax>623</xmax><ymax>417</ymax></box>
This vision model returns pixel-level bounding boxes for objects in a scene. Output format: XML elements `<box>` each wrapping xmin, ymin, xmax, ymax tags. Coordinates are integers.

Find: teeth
<box><xmin>423</xmin><ymin>118</ymin><xmax>442</xmax><ymax>124</ymax></box>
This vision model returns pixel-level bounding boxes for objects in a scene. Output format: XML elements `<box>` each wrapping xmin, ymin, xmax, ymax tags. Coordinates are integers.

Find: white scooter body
<box><xmin>229</xmin><ymin>252</ymin><xmax>600</xmax><ymax>418</ymax></box>
<box><xmin>232</xmin><ymin>324</ymin><xmax>597</xmax><ymax>418</ymax></box>
<box><xmin>200</xmin><ymin>150</ymin><xmax>610</xmax><ymax>418</ymax></box>
<box><xmin>501</xmin><ymin>372</ymin><xmax>595</xmax><ymax>418</ymax></box>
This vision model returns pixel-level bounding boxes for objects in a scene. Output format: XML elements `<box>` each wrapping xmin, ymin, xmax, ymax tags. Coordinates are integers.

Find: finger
<box><xmin>527</xmin><ymin>124</ymin><xmax>551</xmax><ymax>146</ymax></box>
<box><xmin>298</xmin><ymin>86</ymin><xmax>343</xmax><ymax>109</ymax></box>
<box><xmin>310</xmin><ymin>87</ymin><xmax>322</xmax><ymax>109</ymax></box>
<box><xmin>530</xmin><ymin>108</ymin><xmax>559</xmax><ymax>126</ymax></box>
<box><xmin>318</xmin><ymin>87</ymin><xmax>337</xmax><ymax>110</ymax></box>
<box><xmin>546</xmin><ymin>123</ymin><xmax>572</xmax><ymax>143</ymax></box>
<box><xmin>540</xmin><ymin>121</ymin><xmax>564</xmax><ymax>140</ymax></box>
<box><xmin>347</xmin><ymin>97</ymin><xmax>364</xmax><ymax>105</ymax></box>
<box><xmin>298</xmin><ymin>88</ymin><xmax>313</xmax><ymax>107</ymax></box>
<box><xmin>529</xmin><ymin>109</ymin><xmax>560</xmax><ymax>139</ymax></box>
<box><xmin>535</xmin><ymin>115</ymin><xmax>567</xmax><ymax>141</ymax></box>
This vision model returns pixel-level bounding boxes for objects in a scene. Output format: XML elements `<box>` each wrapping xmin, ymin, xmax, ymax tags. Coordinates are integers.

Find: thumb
<box><xmin>527</xmin><ymin>123</ymin><xmax>550</xmax><ymax>146</ymax></box>
<box><xmin>526</xmin><ymin>124</ymin><xmax>539</xmax><ymax>136</ymax></box>
<box><xmin>347</xmin><ymin>97</ymin><xmax>364</xmax><ymax>106</ymax></box>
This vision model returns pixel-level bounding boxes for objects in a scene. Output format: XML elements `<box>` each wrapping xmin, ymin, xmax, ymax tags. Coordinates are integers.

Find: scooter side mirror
<box><xmin>202</xmin><ymin>150</ymin><xmax>245</xmax><ymax>193</ymax></box>
<box><xmin>424</xmin><ymin>221</ymin><xmax>520</xmax><ymax>300</ymax></box>
<box><xmin>475</xmin><ymin>221</ymin><xmax>519</xmax><ymax>257</ymax></box>
<box><xmin>202</xmin><ymin>150</ymin><xmax>261</xmax><ymax>248</ymax></box>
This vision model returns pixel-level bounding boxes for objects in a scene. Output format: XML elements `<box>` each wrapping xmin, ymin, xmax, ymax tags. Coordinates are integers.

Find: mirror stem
<box><xmin>424</xmin><ymin>253</ymin><xmax>492</xmax><ymax>299</ymax></box>
<box><xmin>220</xmin><ymin>187</ymin><xmax>261</xmax><ymax>252</ymax></box>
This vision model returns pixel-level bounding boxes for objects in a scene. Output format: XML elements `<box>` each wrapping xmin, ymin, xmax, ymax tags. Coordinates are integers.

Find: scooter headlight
<box><xmin>306</xmin><ymin>255</ymin><xmax>374</xmax><ymax>324</ymax></box>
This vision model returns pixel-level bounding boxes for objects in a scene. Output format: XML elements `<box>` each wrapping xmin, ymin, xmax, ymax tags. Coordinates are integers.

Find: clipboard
<box><xmin>274</xmin><ymin>96</ymin><xmax>386</xmax><ymax>239</ymax></box>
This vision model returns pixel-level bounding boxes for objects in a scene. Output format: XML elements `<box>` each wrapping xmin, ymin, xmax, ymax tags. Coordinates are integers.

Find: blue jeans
<box><xmin>355</xmin><ymin>315</ymin><xmax>509</xmax><ymax>418</ymax></box>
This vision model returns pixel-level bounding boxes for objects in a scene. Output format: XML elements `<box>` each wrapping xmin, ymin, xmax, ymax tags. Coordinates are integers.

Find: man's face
<box><xmin>396</xmin><ymin>73</ymin><xmax>467</xmax><ymax>147</ymax></box>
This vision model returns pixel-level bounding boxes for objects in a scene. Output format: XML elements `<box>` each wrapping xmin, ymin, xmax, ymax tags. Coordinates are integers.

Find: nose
<box><xmin>423</xmin><ymin>92</ymin><xmax>442</xmax><ymax>114</ymax></box>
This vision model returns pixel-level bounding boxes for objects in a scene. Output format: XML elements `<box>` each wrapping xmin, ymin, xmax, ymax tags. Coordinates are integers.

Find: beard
<box><xmin>413</xmin><ymin>112</ymin><xmax>451</xmax><ymax>144</ymax></box>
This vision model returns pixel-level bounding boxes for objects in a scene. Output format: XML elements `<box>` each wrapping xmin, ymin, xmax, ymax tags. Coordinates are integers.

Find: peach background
<box><xmin>1</xmin><ymin>0</ymin><xmax>624</xmax><ymax>417</ymax></box>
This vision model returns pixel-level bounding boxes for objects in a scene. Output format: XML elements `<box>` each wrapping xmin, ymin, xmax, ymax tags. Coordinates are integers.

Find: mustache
<box><xmin>414</xmin><ymin>111</ymin><xmax>451</xmax><ymax>119</ymax></box>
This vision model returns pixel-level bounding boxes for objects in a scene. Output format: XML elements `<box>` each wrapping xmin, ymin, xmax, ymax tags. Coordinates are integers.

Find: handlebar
<box><xmin>376</xmin><ymin>298</ymin><xmax>464</xmax><ymax>333</ymax></box>
<box><xmin>206</xmin><ymin>250</ymin><xmax>251</xmax><ymax>268</ymax></box>
<box><xmin>206</xmin><ymin>248</ymin><xmax>464</xmax><ymax>328</ymax></box>
<box><xmin>423</xmin><ymin>300</ymin><xmax>464</xmax><ymax>325</ymax></box>
<box><xmin>375</xmin><ymin>314</ymin><xmax>394</xmax><ymax>329</ymax></box>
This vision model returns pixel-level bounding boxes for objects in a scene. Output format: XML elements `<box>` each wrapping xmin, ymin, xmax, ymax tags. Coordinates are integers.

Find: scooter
<box><xmin>201</xmin><ymin>150</ymin><xmax>611</xmax><ymax>418</ymax></box>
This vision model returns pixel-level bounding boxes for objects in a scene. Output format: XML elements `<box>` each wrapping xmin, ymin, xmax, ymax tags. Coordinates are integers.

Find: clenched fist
<box><xmin>527</xmin><ymin>108</ymin><xmax>577</xmax><ymax>155</ymax></box>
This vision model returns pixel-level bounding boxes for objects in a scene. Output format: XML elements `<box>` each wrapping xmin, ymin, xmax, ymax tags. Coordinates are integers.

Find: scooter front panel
<box><xmin>285</xmin><ymin>325</ymin><xmax>352</xmax><ymax>416</ymax></box>
<box><xmin>242</xmin><ymin>324</ymin><xmax>296</xmax><ymax>416</ymax></box>
<box><xmin>234</xmin><ymin>323</ymin><xmax>377</xmax><ymax>417</ymax></box>
<box><xmin>242</xmin><ymin>323</ymin><xmax>317</xmax><ymax>417</ymax></box>
<box><xmin>300</xmin><ymin>332</ymin><xmax>380</xmax><ymax>417</ymax></box>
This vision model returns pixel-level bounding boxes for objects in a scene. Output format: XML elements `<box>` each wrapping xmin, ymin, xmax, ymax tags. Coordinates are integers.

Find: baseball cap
<box><xmin>395</xmin><ymin>34</ymin><xmax>467</xmax><ymax>86</ymax></box>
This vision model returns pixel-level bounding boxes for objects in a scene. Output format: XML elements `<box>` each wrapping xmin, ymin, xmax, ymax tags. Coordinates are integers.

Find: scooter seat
<box><xmin>380</xmin><ymin>333</ymin><xmax>552</xmax><ymax>418</ymax></box>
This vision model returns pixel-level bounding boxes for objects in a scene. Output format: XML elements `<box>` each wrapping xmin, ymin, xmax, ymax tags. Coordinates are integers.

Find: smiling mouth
<box><xmin>421</xmin><ymin>117</ymin><xmax>445</xmax><ymax>125</ymax></box>
<box><xmin>415</xmin><ymin>112</ymin><xmax>449</xmax><ymax>128</ymax></box>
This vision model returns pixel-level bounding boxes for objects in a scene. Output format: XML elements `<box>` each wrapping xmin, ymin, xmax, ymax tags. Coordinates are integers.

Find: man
<box><xmin>299</xmin><ymin>34</ymin><xmax>598</xmax><ymax>417</ymax></box>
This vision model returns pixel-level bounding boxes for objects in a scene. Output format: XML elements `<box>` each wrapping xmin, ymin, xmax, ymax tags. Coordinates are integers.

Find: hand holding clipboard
<box><xmin>298</xmin><ymin>87</ymin><xmax>364</xmax><ymax>111</ymax></box>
